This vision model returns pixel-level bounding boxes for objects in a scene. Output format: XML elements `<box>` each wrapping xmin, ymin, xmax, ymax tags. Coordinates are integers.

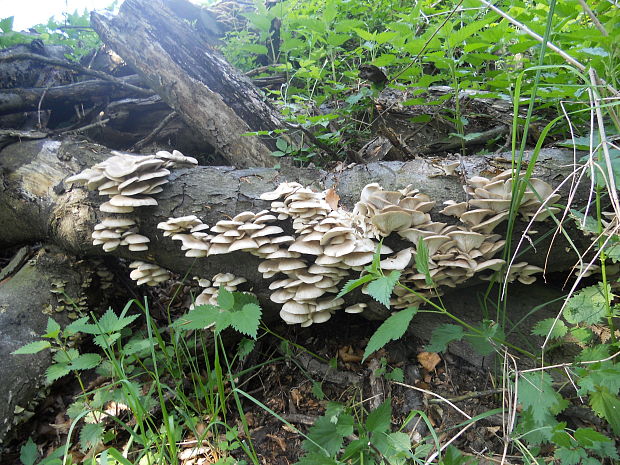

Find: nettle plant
<box><xmin>13</xmin><ymin>292</ymin><xmax>264</xmax><ymax>464</ymax></box>
<box><xmin>221</xmin><ymin>0</ymin><xmax>618</xmax><ymax>158</ymax></box>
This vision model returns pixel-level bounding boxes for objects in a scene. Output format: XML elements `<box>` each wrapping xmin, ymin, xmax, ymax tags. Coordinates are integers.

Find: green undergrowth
<box><xmin>221</xmin><ymin>0</ymin><xmax>619</xmax><ymax>163</ymax></box>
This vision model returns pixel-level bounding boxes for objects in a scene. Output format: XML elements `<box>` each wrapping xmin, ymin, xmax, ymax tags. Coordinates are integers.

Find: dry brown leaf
<box><xmin>325</xmin><ymin>188</ymin><xmax>340</xmax><ymax>210</ymax></box>
<box><xmin>338</xmin><ymin>345</ymin><xmax>362</xmax><ymax>363</ymax></box>
<box><xmin>290</xmin><ymin>388</ymin><xmax>302</xmax><ymax>407</ymax></box>
<box><xmin>417</xmin><ymin>351</ymin><xmax>441</xmax><ymax>371</ymax></box>
<box><xmin>267</xmin><ymin>433</ymin><xmax>287</xmax><ymax>451</ymax></box>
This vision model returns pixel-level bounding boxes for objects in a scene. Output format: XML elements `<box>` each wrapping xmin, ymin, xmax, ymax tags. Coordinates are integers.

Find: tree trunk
<box><xmin>90</xmin><ymin>0</ymin><xmax>287</xmax><ymax>168</ymax></box>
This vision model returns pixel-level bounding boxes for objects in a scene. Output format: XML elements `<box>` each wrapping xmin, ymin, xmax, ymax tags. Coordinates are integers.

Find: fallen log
<box><xmin>0</xmin><ymin>138</ymin><xmax>591</xmax><ymax>302</ymax></box>
<box><xmin>0</xmin><ymin>75</ymin><xmax>149</xmax><ymax>116</ymax></box>
<box><xmin>90</xmin><ymin>0</ymin><xmax>289</xmax><ymax>168</ymax></box>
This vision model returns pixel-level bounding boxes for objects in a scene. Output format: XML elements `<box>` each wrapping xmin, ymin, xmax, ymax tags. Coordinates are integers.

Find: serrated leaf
<box><xmin>64</xmin><ymin>316</ymin><xmax>95</xmax><ymax>335</ymax></box>
<box><xmin>217</xmin><ymin>287</ymin><xmax>235</xmax><ymax>311</ymax></box>
<box><xmin>230</xmin><ymin>303</ymin><xmax>261</xmax><ymax>338</ymax></box>
<box><xmin>95</xmin><ymin>308</ymin><xmax>139</xmax><ymax>334</ymax></box>
<box><xmin>173</xmin><ymin>304</ymin><xmax>220</xmax><ymax>330</ymax></box>
<box><xmin>366</xmin><ymin>270</ymin><xmax>400</xmax><ymax>308</ymax></box>
<box><xmin>519</xmin><ymin>372</ymin><xmax>567</xmax><ymax>426</ymax></box>
<box><xmin>574</xmin><ymin>427</ymin><xmax>610</xmax><ymax>447</ymax></box>
<box><xmin>93</xmin><ymin>332</ymin><xmax>121</xmax><ymax>348</ymax></box>
<box><xmin>363</xmin><ymin>307</ymin><xmax>417</xmax><ymax>361</ymax></box>
<box><xmin>237</xmin><ymin>338</ymin><xmax>255</xmax><ymax>358</ymax></box>
<box><xmin>463</xmin><ymin>320</ymin><xmax>504</xmax><ymax>356</ymax></box>
<box><xmin>303</xmin><ymin>403</ymin><xmax>354</xmax><ymax>455</ymax></box>
<box><xmin>44</xmin><ymin>318</ymin><xmax>61</xmax><ymax>338</ymax></box>
<box><xmin>589</xmin><ymin>387</ymin><xmax>620</xmax><ymax>434</ymax></box>
<box><xmin>311</xmin><ymin>381</ymin><xmax>325</xmax><ymax>400</ymax></box>
<box><xmin>69</xmin><ymin>353</ymin><xmax>101</xmax><ymax>371</ymax></box>
<box><xmin>231</xmin><ymin>291</ymin><xmax>259</xmax><ymax>309</ymax></box>
<box><xmin>415</xmin><ymin>238</ymin><xmax>433</xmax><ymax>286</ymax></box>
<box><xmin>53</xmin><ymin>348</ymin><xmax>79</xmax><ymax>364</ymax></box>
<box><xmin>532</xmin><ymin>318</ymin><xmax>568</xmax><ymax>339</ymax></box>
<box><xmin>12</xmin><ymin>340</ymin><xmax>51</xmax><ymax>355</ymax></box>
<box><xmin>19</xmin><ymin>437</ymin><xmax>38</xmax><ymax>465</ymax></box>
<box><xmin>336</xmin><ymin>274</ymin><xmax>375</xmax><ymax>298</ymax></box>
<box><xmin>563</xmin><ymin>283</ymin><xmax>611</xmax><ymax>325</ymax></box>
<box><xmin>79</xmin><ymin>423</ymin><xmax>105</xmax><ymax>452</ymax></box>
<box><xmin>123</xmin><ymin>338</ymin><xmax>154</xmax><ymax>356</ymax></box>
<box><xmin>555</xmin><ymin>447</ymin><xmax>587</xmax><ymax>465</ymax></box>
<box><xmin>366</xmin><ymin>398</ymin><xmax>391</xmax><ymax>433</ymax></box>
<box><xmin>426</xmin><ymin>324</ymin><xmax>464</xmax><ymax>353</ymax></box>
<box><xmin>45</xmin><ymin>363</ymin><xmax>71</xmax><ymax>383</ymax></box>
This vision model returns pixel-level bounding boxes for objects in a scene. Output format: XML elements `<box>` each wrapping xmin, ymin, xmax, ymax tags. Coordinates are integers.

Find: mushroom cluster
<box><xmin>440</xmin><ymin>169</ymin><xmax>561</xmax><ymax>232</ymax></box>
<box><xmin>353</xmin><ymin>184</ymin><xmax>436</xmax><ymax>237</ymax></box>
<box><xmin>157</xmin><ymin>216</ymin><xmax>211</xmax><ymax>258</ymax></box>
<box><xmin>129</xmin><ymin>261</ymin><xmax>171</xmax><ymax>286</ymax></box>
<box><xmin>191</xmin><ymin>273</ymin><xmax>248</xmax><ymax>308</ymax></box>
<box><xmin>71</xmin><ymin>151</ymin><xmax>562</xmax><ymax>327</ymax></box>
<box><xmin>66</xmin><ymin>150</ymin><xmax>197</xmax><ymax>253</ymax></box>
<box><xmin>92</xmin><ymin>217</ymin><xmax>149</xmax><ymax>252</ymax></box>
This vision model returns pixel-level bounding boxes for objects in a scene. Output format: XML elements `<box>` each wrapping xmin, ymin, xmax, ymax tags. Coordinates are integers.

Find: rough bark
<box><xmin>0</xmin><ymin>75</ymin><xmax>146</xmax><ymax>115</ymax></box>
<box><xmin>0</xmin><ymin>246</ymin><xmax>110</xmax><ymax>442</ymax></box>
<box><xmin>0</xmin><ymin>138</ymin><xmax>590</xmax><ymax>288</ymax></box>
<box><xmin>90</xmin><ymin>0</ymin><xmax>287</xmax><ymax>168</ymax></box>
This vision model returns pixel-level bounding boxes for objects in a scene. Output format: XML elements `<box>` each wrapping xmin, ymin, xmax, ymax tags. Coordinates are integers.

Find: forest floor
<box><xmin>1</xmin><ymin>299</ymin><xmax>510</xmax><ymax>465</ymax></box>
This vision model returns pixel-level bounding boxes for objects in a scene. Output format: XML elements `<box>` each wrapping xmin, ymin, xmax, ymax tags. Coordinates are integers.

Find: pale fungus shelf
<box><xmin>68</xmin><ymin>153</ymin><xmax>562</xmax><ymax>327</ymax></box>
<box><xmin>128</xmin><ymin>261</ymin><xmax>171</xmax><ymax>286</ymax></box>
<box><xmin>66</xmin><ymin>150</ymin><xmax>198</xmax><ymax>253</ymax></box>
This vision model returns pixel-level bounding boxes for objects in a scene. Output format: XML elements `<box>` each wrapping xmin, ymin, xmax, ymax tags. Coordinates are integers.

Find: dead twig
<box><xmin>131</xmin><ymin>111</ymin><xmax>178</xmax><ymax>151</ymax></box>
<box><xmin>0</xmin><ymin>53</ymin><xmax>153</xmax><ymax>96</ymax></box>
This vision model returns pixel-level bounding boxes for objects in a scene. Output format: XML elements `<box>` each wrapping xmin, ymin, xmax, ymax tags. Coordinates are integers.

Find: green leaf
<box><xmin>463</xmin><ymin>320</ymin><xmax>504</xmax><ymax>356</ymax></box>
<box><xmin>311</xmin><ymin>381</ymin><xmax>325</xmax><ymax>400</ymax></box>
<box><xmin>336</xmin><ymin>274</ymin><xmax>375</xmax><ymax>298</ymax></box>
<box><xmin>218</xmin><ymin>287</ymin><xmax>235</xmax><ymax>311</ymax></box>
<box><xmin>303</xmin><ymin>403</ymin><xmax>354</xmax><ymax>456</ymax></box>
<box><xmin>366</xmin><ymin>270</ymin><xmax>400</xmax><ymax>308</ymax></box>
<box><xmin>64</xmin><ymin>316</ymin><xmax>97</xmax><ymax>335</ymax></box>
<box><xmin>53</xmin><ymin>348</ymin><xmax>79</xmax><ymax>364</ymax></box>
<box><xmin>276</xmin><ymin>138</ymin><xmax>289</xmax><ymax>152</ymax></box>
<box><xmin>294</xmin><ymin>452</ymin><xmax>340</xmax><ymax>465</ymax></box>
<box><xmin>19</xmin><ymin>437</ymin><xmax>38</xmax><ymax>465</ymax></box>
<box><xmin>93</xmin><ymin>332</ymin><xmax>121</xmax><ymax>348</ymax></box>
<box><xmin>45</xmin><ymin>363</ymin><xmax>71</xmax><ymax>383</ymax></box>
<box><xmin>531</xmin><ymin>318</ymin><xmax>568</xmax><ymax>340</ymax></box>
<box><xmin>44</xmin><ymin>318</ymin><xmax>61</xmax><ymax>338</ymax></box>
<box><xmin>96</xmin><ymin>308</ymin><xmax>139</xmax><ymax>334</ymax></box>
<box><xmin>589</xmin><ymin>387</ymin><xmax>620</xmax><ymax>434</ymax></box>
<box><xmin>563</xmin><ymin>283</ymin><xmax>611</xmax><ymax>325</ymax></box>
<box><xmin>555</xmin><ymin>447</ymin><xmax>587</xmax><ymax>465</ymax></box>
<box><xmin>574</xmin><ymin>427</ymin><xmax>611</xmax><ymax>447</ymax></box>
<box><xmin>237</xmin><ymin>338</ymin><xmax>255</xmax><ymax>358</ymax></box>
<box><xmin>363</xmin><ymin>307</ymin><xmax>417</xmax><ymax>361</ymax></box>
<box><xmin>12</xmin><ymin>340</ymin><xmax>51</xmax><ymax>355</ymax></box>
<box><xmin>366</xmin><ymin>398</ymin><xmax>391</xmax><ymax>433</ymax></box>
<box><xmin>441</xmin><ymin>445</ymin><xmax>470</xmax><ymax>465</ymax></box>
<box><xmin>0</xmin><ymin>16</ymin><xmax>14</xmax><ymax>33</ymax></box>
<box><xmin>385</xmin><ymin>367</ymin><xmax>404</xmax><ymax>382</ymax></box>
<box><xmin>426</xmin><ymin>324</ymin><xmax>464</xmax><ymax>353</ymax></box>
<box><xmin>519</xmin><ymin>372</ymin><xmax>567</xmax><ymax>426</ymax></box>
<box><xmin>173</xmin><ymin>305</ymin><xmax>220</xmax><ymax>330</ymax></box>
<box><xmin>230</xmin><ymin>303</ymin><xmax>262</xmax><ymax>338</ymax></box>
<box><xmin>79</xmin><ymin>422</ymin><xmax>105</xmax><ymax>451</ymax></box>
<box><xmin>415</xmin><ymin>238</ymin><xmax>433</xmax><ymax>286</ymax></box>
<box><xmin>69</xmin><ymin>353</ymin><xmax>101</xmax><ymax>371</ymax></box>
